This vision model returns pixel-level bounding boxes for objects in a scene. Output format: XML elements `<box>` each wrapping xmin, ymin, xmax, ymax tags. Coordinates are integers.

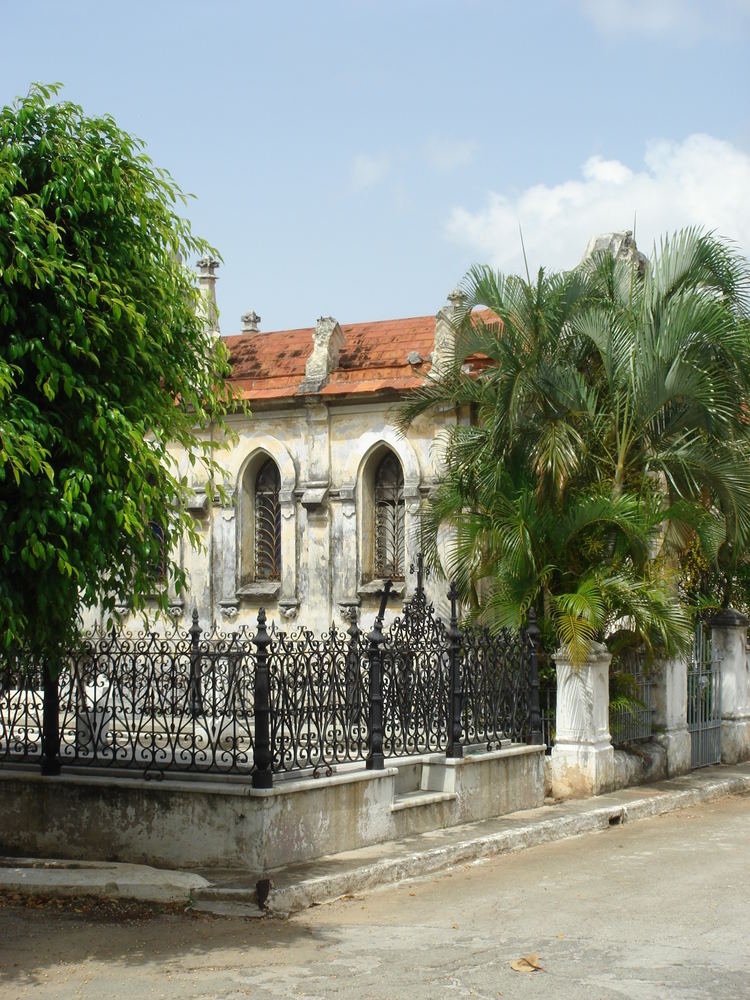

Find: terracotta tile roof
<box><xmin>224</xmin><ymin>314</ymin><xmax>438</xmax><ymax>402</ymax></box>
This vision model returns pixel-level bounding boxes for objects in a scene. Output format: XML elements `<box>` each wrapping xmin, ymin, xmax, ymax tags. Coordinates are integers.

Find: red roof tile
<box><xmin>224</xmin><ymin>314</ymin><xmax>438</xmax><ymax>402</ymax></box>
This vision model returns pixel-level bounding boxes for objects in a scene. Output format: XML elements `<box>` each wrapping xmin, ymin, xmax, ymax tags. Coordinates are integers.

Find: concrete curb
<box><xmin>0</xmin><ymin>859</ymin><xmax>209</xmax><ymax>904</ymax></box>
<box><xmin>1</xmin><ymin>767</ymin><xmax>748</xmax><ymax>917</ymax></box>
<box><xmin>264</xmin><ymin>769</ymin><xmax>750</xmax><ymax>915</ymax></box>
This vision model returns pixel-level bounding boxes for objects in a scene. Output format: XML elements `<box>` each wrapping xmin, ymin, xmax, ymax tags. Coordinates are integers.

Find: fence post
<box><xmin>189</xmin><ymin>609</ymin><xmax>204</xmax><ymax>718</ymax></box>
<box><xmin>525</xmin><ymin>608</ymin><xmax>542</xmax><ymax>746</ymax></box>
<box><xmin>345</xmin><ymin>607</ymin><xmax>362</xmax><ymax>725</ymax></box>
<box><xmin>366</xmin><ymin>582</ymin><xmax>392</xmax><ymax>770</ymax></box>
<box><xmin>445</xmin><ymin>583</ymin><xmax>463</xmax><ymax>759</ymax></box>
<box><xmin>41</xmin><ymin>661</ymin><xmax>61</xmax><ymax>776</ymax></box>
<box><xmin>252</xmin><ymin>607</ymin><xmax>274</xmax><ymax>789</ymax></box>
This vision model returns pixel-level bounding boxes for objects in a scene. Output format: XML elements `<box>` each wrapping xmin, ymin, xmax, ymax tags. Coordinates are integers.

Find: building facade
<box><xmin>135</xmin><ymin>265</ymin><xmax>470</xmax><ymax>633</ymax></box>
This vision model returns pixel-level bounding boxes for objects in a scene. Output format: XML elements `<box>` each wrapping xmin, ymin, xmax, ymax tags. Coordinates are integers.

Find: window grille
<box><xmin>255</xmin><ymin>459</ymin><xmax>281</xmax><ymax>580</ymax></box>
<box><xmin>149</xmin><ymin>521</ymin><xmax>165</xmax><ymax>583</ymax></box>
<box><xmin>374</xmin><ymin>453</ymin><xmax>405</xmax><ymax>580</ymax></box>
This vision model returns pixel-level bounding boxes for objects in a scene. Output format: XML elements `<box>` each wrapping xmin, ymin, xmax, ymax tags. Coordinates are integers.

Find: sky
<box><xmin>2</xmin><ymin>0</ymin><xmax>749</xmax><ymax>333</ymax></box>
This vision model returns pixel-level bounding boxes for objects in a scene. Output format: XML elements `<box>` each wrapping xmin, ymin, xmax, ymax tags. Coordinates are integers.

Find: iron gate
<box><xmin>687</xmin><ymin>623</ymin><xmax>722</xmax><ymax>768</ymax></box>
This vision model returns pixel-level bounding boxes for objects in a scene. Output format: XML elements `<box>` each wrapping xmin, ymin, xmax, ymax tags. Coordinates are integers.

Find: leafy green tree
<box><xmin>402</xmin><ymin>230</ymin><xmax>750</xmax><ymax>661</ymax></box>
<box><xmin>0</xmin><ymin>84</ymin><xmax>237</xmax><ymax>663</ymax></box>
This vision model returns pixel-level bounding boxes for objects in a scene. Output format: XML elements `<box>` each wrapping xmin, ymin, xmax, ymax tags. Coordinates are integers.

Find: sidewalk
<box><xmin>2</xmin><ymin>762</ymin><xmax>749</xmax><ymax>918</ymax></box>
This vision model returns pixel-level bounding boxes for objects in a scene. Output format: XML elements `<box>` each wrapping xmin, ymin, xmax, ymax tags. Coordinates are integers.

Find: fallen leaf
<box><xmin>510</xmin><ymin>952</ymin><xmax>545</xmax><ymax>973</ymax></box>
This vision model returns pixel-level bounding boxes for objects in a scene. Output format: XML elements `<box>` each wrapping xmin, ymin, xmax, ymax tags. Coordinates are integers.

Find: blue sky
<box><xmin>2</xmin><ymin>0</ymin><xmax>749</xmax><ymax>332</ymax></box>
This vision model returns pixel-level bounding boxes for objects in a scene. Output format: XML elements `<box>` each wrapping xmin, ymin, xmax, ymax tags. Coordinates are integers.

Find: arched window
<box><xmin>374</xmin><ymin>452</ymin><xmax>405</xmax><ymax>580</ymax></box>
<box><xmin>254</xmin><ymin>459</ymin><xmax>281</xmax><ymax>581</ymax></box>
<box><xmin>148</xmin><ymin>521</ymin><xmax>166</xmax><ymax>583</ymax></box>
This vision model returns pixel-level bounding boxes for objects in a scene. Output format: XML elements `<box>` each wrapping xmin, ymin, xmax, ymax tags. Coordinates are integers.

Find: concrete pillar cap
<box><xmin>710</xmin><ymin>608</ymin><xmax>749</xmax><ymax>628</ymax></box>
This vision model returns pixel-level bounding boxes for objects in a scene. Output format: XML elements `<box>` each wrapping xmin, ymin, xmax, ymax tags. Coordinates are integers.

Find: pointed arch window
<box><xmin>374</xmin><ymin>452</ymin><xmax>405</xmax><ymax>580</ymax></box>
<box><xmin>254</xmin><ymin>459</ymin><xmax>281</xmax><ymax>581</ymax></box>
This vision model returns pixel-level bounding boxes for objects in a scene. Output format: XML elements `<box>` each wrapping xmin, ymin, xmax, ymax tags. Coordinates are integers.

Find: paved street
<box><xmin>1</xmin><ymin>792</ymin><xmax>749</xmax><ymax>1000</ymax></box>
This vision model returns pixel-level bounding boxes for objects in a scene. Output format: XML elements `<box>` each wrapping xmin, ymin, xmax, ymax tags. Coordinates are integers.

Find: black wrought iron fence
<box><xmin>540</xmin><ymin>682</ymin><xmax>556</xmax><ymax>754</ymax></box>
<box><xmin>380</xmin><ymin>585</ymin><xmax>451</xmax><ymax>758</ymax></box>
<box><xmin>269</xmin><ymin>617</ymin><xmax>370</xmax><ymax>776</ymax></box>
<box><xmin>462</xmin><ymin>624</ymin><xmax>533</xmax><ymax>748</ymax></box>
<box><xmin>0</xmin><ymin>621</ymin><xmax>259</xmax><ymax>776</ymax></box>
<box><xmin>0</xmin><ymin>559</ymin><xmax>542</xmax><ymax>784</ymax></box>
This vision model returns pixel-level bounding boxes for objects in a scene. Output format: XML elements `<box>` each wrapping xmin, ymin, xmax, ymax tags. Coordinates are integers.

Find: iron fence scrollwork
<box><xmin>252</xmin><ymin>609</ymin><xmax>273</xmax><ymax>789</ymax></box>
<box><xmin>366</xmin><ymin>582</ymin><xmax>391</xmax><ymax>770</ymax></box>
<box><xmin>379</xmin><ymin>575</ymin><xmax>450</xmax><ymax>758</ymax></box>
<box><xmin>446</xmin><ymin>583</ymin><xmax>463</xmax><ymax>759</ymax></box>
<box><xmin>1</xmin><ymin>554</ymin><xmax>541</xmax><ymax>783</ymax></box>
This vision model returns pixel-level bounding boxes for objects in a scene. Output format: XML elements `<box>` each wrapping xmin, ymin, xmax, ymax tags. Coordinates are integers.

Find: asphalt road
<box><xmin>1</xmin><ymin>792</ymin><xmax>749</xmax><ymax>1000</ymax></box>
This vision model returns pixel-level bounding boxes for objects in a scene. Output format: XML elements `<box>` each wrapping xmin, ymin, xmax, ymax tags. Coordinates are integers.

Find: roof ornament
<box><xmin>297</xmin><ymin>316</ymin><xmax>346</xmax><ymax>394</ymax></box>
<box><xmin>580</xmin><ymin>230</ymin><xmax>647</xmax><ymax>276</ymax></box>
<box><xmin>447</xmin><ymin>287</ymin><xmax>466</xmax><ymax>313</ymax></box>
<box><xmin>241</xmin><ymin>310</ymin><xmax>261</xmax><ymax>333</ymax></box>
<box><xmin>431</xmin><ymin>286</ymin><xmax>465</xmax><ymax>377</ymax></box>
<box><xmin>196</xmin><ymin>257</ymin><xmax>220</xmax><ymax>337</ymax></box>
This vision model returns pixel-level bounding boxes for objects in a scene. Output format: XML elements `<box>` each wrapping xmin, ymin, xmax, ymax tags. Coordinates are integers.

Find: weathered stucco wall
<box><xmin>85</xmin><ymin>397</ymin><xmax>461</xmax><ymax>636</ymax></box>
<box><xmin>0</xmin><ymin>747</ymin><xmax>544</xmax><ymax>871</ymax></box>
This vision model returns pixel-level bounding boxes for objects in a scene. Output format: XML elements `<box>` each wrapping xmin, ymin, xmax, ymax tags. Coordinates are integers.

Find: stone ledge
<box><xmin>236</xmin><ymin>581</ymin><xmax>281</xmax><ymax>599</ymax></box>
<box><xmin>391</xmin><ymin>790</ymin><xmax>457</xmax><ymax>812</ymax></box>
<box><xmin>358</xmin><ymin>579</ymin><xmax>405</xmax><ymax>597</ymax></box>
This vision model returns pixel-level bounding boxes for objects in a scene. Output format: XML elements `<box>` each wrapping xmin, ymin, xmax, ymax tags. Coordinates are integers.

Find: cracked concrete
<box><xmin>1</xmin><ymin>790</ymin><xmax>749</xmax><ymax>998</ymax></box>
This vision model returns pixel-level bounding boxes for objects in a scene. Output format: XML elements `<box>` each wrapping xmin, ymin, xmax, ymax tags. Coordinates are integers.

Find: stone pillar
<box><xmin>651</xmin><ymin>657</ymin><xmax>691</xmax><ymax>776</ymax></box>
<box><xmin>278</xmin><ymin>489</ymin><xmax>298</xmax><ymax>621</ymax></box>
<box><xmin>403</xmin><ymin>482</ymin><xmax>421</xmax><ymax>600</ymax></box>
<box><xmin>549</xmin><ymin>642</ymin><xmax>614</xmax><ymax>799</ymax></box>
<box><xmin>298</xmin><ymin>317</ymin><xmax>345</xmax><ymax>393</ymax></box>
<box><xmin>711</xmin><ymin>609</ymin><xmax>750</xmax><ymax>763</ymax></box>
<box><xmin>215</xmin><ymin>492</ymin><xmax>239</xmax><ymax>623</ymax></box>
<box><xmin>299</xmin><ymin>403</ymin><xmax>331</xmax><ymax>629</ymax></box>
<box><xmin>331</xmin><ymin>484</ymin><xmax>358</xmax><ymax>617</ymax></box>
<box><xmin>196</xmin><ymin>257</ymin><xmax>220</xmax><ymax>337</ymax></box>
<box><xmin>431</xmin><ymin>288</ymin><xmax>466</xmax><ymax>376</ymax></box>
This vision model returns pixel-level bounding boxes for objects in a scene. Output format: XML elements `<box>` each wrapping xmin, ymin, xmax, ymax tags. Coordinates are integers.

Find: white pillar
<box><xmin>711</xmin><ymin>609</ymin><xmax>750</xmax><ymax>763</ymax></box>
<box><xmin>278</xmin><ymin>490</ymin><xmax>299</xmax><ymax>621</ymax></box>
<box><xmin>549</xmin><ymin>642</ymin><xmax>614</xmax><ymax>798</ymax></box>
<box><xmin>330</xmin><ymin>484</ymin><xmax>358</xmax><ymax>619</ymax></box>
<box><xmin>215</xmin><ymin>497</ymin><xmax>239</xmax><ymax>623</ymax></box>
<box><xmin>651</xmin><ymin>657</ymin><xmax>691</xmax><ymax>776</ymax></box>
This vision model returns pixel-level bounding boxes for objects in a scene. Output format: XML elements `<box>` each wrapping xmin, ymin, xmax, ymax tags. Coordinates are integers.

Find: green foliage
<box><xmin>402</xmin><ymin>230</ymin><xmax>750</xmax><ymax>663</ymax></box>
<box><xmin>0</xmin><ymin>84</ymin><xmax>241</xmax><ymax>663</ymax></box>
<box><xmin>678</xmin><ymin>531</ymin><xmax>750</xmax><ymax>619</ymax></box>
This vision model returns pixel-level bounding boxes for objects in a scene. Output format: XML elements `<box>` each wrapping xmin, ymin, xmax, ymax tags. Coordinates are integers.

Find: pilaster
<box><xmin>214</xmin><ymin>490</ymin><xmax>239</xmax><ymax>621</ymax></box>
<box><xmin>711</xmin><ymin>609</ymin><xmax>750</xmax><ymax>763</ymax></box>
<box><xmin>651</xmin><ymin>657</ymin><xmax>691</xmax><ymax>776</ymax></box>
<box><xmin>330</xmin><ymin>484</ymin><xmax>358</xmax><ymax>616</ymax></box>
<box><xmin>549</xmin><ymin>642</ymin><xmax>614</xmax><ymax>798</ymax></box>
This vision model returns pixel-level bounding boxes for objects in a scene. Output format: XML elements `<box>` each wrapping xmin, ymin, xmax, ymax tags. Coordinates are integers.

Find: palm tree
<box><xmin>401</xmin><ymin>229</ymin><xmax>750</xmax><ymax>662</ymax></box>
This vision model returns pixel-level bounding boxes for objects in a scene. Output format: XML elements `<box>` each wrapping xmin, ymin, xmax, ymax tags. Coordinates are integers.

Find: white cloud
<box><xmin>579</xmin><ymin>0</ymin><xmax>750</xmax><ymax>41</ymax></box>
<box><xmin>425</xmin><ymin>138</ymin><xmax>479</xmax><ymax>172</ymax></box>
<box><xmin>350</xmin><ymin>152</ymin><xmax>391</xmax><ymax>192</ymax></box>
<box><xmin>445</xmin><ymin>134</ymin><xmax>750</xmax><ymax>276</ymax></box>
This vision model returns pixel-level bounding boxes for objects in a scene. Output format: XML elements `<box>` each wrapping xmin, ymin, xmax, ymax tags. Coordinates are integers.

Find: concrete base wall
<box><xmin>548</xmin><ymin>741</ymin><xmax>614</xmax><ymax>799</ymax></box>
<box><xmin>654</xmin><ymin>728</ymin><xmax>691</xmax><ymax>777</ymax></box>
<box><xmin>545</xmin><ymin>741</ymin><xmax>669</xmax><ymax>800</ymax></box>
<box><xmin>0</xmin><ymin>745</ymin><xmax>544</xmax><ymax>873</ymax></box>
<box><xmin>721</xmin><ymin>717</ymin><xmax>750</xmax><ymax>764</ymax></box>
